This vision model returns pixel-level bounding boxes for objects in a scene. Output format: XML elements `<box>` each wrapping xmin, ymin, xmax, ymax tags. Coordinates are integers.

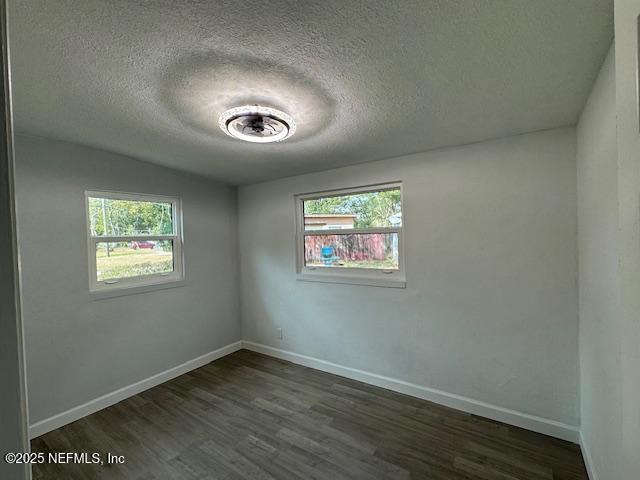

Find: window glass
<box><xmin>96</xmin><ymin>240</ymin><xmax>174</xmax><ymax>282</ymax></box>
<box><xmin>304</xmin><ymin>233</ymin><xmax>399</xmax><ymax>270</ymax></box>
<box><xmin>303</xmin><ymin>188</ymin><xmax>401</xmax><ymax>231</ymax></box>
<box><xmin>88</xmin><ymin>197</ymin><xmax>174</xmax><ymax>236</ymax></box>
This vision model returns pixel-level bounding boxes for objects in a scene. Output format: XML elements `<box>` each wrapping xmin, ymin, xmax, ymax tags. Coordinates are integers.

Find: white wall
<box><xmin>576</xmin><ymin>44</ymin><xmax>623</xmax><ymax>480</ymax></box>
<box><xmin>613</xmin><ymin>2</ymin><xmax>640</xmax><ymax>477</ymax></box>
<box><xmin>14</xmin><ymin>134</ymin><xmax>241</xmax><ymax>425</ymax></box>
<box><xmin>239</xmin><ymin>128</ymin><xmax>579</xmax><ymax>428</ymax></box>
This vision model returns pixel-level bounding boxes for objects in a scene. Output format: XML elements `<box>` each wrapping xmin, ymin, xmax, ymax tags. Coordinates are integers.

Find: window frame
<box><xmin>295</xmin><ymin>182</ymin><xmax>406</xmax><ymax>288</ymax></box>
<box><xmin>85</xmin><ymin>190</ymin><xmax>184</xmax><ymax>293</ymax></box>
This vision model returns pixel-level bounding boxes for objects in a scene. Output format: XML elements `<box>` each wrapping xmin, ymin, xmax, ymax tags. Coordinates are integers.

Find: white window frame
<box><xmin>295</xmin><ymin>182</ymin><xmax>406</xmax><ymax>288</ymax></box>
<box><xmin>85</xmin><ymin>190</ymin><xmax>184</xmax><ymax>293</ymax></box>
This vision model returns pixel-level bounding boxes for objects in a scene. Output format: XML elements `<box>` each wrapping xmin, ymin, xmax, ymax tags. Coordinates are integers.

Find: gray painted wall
<box><xmin>14</xmin><ymin>134</ymin><xmax>240</xmax><ymax>424</ymax></box>
<box><xmin>613</xmin><ymin>1</ymin><xmax>640</xmax><ymax>477</ymax></box>
<box><xmin>1</xmin><ymin>2</ymin><xmax>30</xmax><ymax>476</ymax></box>
<box><xmin>239</xmin><ymin>128</ymin><xmax>579</xmax><ymax>425</ymax></box>
<box><xmin>576</xmin><ymin>44</ymin><xmax>623</xmax><ymax>479</ymax></box>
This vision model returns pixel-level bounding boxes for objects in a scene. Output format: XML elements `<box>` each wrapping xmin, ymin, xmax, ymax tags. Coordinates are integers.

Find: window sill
<box><xmin>89</xmin><ymin>278</ymin><xmax>185</xmax><ymax>300</ymax></box>
<box><xmin>297</xmin><ymin>272</ymin><xmax>406</xmax><ymax>288</ymax></box>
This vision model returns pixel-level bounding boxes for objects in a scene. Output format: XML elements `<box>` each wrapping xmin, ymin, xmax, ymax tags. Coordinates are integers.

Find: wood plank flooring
<box><xmin>31</xmin><ymin>349</ymin><xmax>589</xmax><ymax>479</ymax></box>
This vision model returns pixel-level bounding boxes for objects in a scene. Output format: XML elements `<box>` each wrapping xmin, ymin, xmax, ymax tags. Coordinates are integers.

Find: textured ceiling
<box><xmin>10</xmin><ymin>0</ymin><xmax>613</xmax><ymax>185</ymax></box>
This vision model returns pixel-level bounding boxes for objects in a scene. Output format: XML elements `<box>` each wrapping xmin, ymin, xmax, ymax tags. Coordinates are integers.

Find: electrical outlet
<box><xmin>276</xmin><ymin>327</ymin><xmax>283</xmax><ymax>340</ymax></box>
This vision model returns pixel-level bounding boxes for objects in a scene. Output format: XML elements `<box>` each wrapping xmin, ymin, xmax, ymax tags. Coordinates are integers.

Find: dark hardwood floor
<box><xmin>31</xmin><ymin>349</ymin><xmax>588</xmax><ymax>479</ymax></box>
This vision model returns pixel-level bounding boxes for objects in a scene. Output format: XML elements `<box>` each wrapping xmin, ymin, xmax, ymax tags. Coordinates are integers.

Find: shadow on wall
<box><xmin>158</xmin><ymin>52</ymin><xmax>336</xmax><ymax>144</ymax></box>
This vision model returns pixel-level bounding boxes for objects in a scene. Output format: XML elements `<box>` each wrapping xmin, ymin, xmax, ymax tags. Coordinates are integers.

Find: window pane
<box><xmin>88</xmin><ymin>197</ymin><xmax>174</xmax><ymax>236</ymax></box>
<box><xmin>96</xmin><ymin>240</ymin><xmax>174</xmax><ymax>281</ymax></box>
<box><xmin>303</xmin><ymin>188</ymin><xmax>401</xmax><ymax>231</ymax></box>
<box><xmin>304</xmin><ymin>233</ymin><xmax>399</xmax><ymax>269</ymax></box>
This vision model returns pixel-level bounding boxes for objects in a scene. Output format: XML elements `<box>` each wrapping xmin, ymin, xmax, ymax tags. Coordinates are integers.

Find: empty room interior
<box><xmin>2</xmin><ymin>1</ymin><xmax>640</xmax><ymax>479</ymax></box>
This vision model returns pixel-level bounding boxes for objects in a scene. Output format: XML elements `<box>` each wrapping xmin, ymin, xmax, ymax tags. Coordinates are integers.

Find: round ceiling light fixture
<box><xmin>218</xmin><ymin>105</ymin><xmax>296</xmax><ymax>143</ymax></box>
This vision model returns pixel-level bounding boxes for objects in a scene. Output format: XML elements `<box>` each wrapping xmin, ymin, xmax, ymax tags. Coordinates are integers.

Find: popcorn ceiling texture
<box><xmin>10</xmin><ymin>0</ymin><xmax>612</xmax><ymax>185</ymax></box>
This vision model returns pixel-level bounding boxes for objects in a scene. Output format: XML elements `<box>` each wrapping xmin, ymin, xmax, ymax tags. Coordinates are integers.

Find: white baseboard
<box><xmin>579</xmin><ymin>432</ymin><xmax>598</xmax><ymax>480</ymax></box>
<box><xmin>29</xmin><ymin>341</ymin><xmax>243</xmax><ymax>439</ymax></box>
<box><xmin>242</xmin><ymin>341</ymin><xmax>580</xmax><ymax>443</ymax></box>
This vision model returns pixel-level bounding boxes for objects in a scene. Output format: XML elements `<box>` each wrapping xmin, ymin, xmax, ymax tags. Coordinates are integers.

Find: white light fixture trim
<box><xmin>218</xmin><ymin>105</ymin><xmax>296</xmax><ymax>143</ymax></box>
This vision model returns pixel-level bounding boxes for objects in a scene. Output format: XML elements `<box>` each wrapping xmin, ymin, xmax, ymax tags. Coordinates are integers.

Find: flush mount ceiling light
<box><xmin>218</xmin><ymin>105</ymin><xmax>296</xmax><ymax>143</ymax></box>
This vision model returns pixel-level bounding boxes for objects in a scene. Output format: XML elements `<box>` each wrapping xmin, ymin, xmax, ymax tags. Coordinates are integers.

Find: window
<box><xmin>86</xmin><ymin>191</ymin><xmax>183</xmax><ymax>292</ymax></box>
<box><xmin>296</xmin><ymin>183</ymin><xmax>405</xmax><ymax>287</ymax></box>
